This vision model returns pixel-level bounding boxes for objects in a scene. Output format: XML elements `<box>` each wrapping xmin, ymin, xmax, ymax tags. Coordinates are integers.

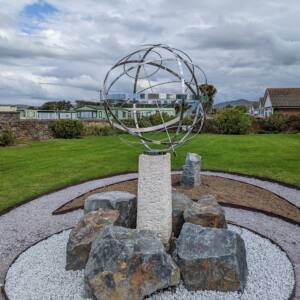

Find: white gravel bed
<box><xmin>5</xmin><ymin>225</ymin><xmax>295</xmax><ymax>300</ymax></box>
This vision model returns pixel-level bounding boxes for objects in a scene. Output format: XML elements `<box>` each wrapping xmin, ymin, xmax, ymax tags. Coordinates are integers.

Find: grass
<box><xmin>0</xmin><ymin>134</ymin><xmax>300</xmax><ymax>213</ymax></box>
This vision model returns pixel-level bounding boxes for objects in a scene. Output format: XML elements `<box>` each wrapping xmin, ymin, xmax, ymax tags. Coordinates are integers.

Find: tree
<box><xmin>75</xmin><ymin>100</ymin><xmax>99</xmax><ymax>107</ymax></box>
<box><xmin>235</xmin><ymin>105</ymin><xmax>248</xmax><ymax>113</ymax></box>
<box><xmin>40</xmin><ymin>101</ymin><xmax>73</xmax><ymax>111</ymax></box>
<box><xmin>199</xmin><ymin>84</ymin><xmax>217</xmax><ymax>114</ymax></box>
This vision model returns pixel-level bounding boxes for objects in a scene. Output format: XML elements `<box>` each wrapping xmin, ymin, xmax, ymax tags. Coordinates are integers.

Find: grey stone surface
<box><xmin>174</xmin><ymin>223</ymin><xmax>248</xmax><ymax>292</ymax></box>
<box><xmin>66</xmin><ymin>209</ymin><xmax>119</xmax><ymax>271</ymax></box>
<box><xmin>172</xmin><ymin>190</ymin><xmax>192</xmax><ymax>237</ymax></box>
<box><xmin>181</xmin><ymin>153</ymin><xmax>201</xmax><ymax>188</ymax></box>
<box><xmin>84</xmin><ymin>191</ymin><xmax>137</xmax><ymax>228</ymax></box>
<box><xmin>184</xmin><ymin>194</ymin><xmax>227</xmax><ymax>228</ymax></box>
<box><xmin>1</xmin><ymin>171</ymin><xmax>299</xmax><ymax>300</ymax></box>
<box><xmin>84</xmin><ymin>226</ymin><xmax>180</xmax><ymax>300</ymax></box>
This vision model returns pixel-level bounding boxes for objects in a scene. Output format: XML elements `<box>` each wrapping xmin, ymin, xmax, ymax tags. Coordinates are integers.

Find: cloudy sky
<box><xmin>0</xmin><ymin>0</ymin><xmax>300</xmax><ymax>105</ymax></box>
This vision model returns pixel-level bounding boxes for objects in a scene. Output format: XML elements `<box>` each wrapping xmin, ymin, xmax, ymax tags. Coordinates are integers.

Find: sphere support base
<box><xmin>137</xmin><ymin>153</ymin><xmax>172</xmax><ymax>244</ymax></box>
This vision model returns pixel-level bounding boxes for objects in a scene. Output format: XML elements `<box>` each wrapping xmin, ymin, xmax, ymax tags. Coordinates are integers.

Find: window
<box><xmin>79</xmin><ymin>111</ymin><xmax>96</xmax><ymax>119</ymax></box>
<box><xmin>122</xmin><ymin>111</ymin><xmax>127</xmax><ymax>118</ymax></box>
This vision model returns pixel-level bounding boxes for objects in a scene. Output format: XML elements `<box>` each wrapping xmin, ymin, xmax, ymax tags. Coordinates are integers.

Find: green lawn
<box><xmin>1</xmin><ymin>134</ymin><xmax>300</xmax><ymax>213</ymax></box>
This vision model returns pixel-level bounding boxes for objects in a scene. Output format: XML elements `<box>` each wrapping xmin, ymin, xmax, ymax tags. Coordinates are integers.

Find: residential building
<box><xmin>249</xmin><ymin>101</ymin><xmax>259</xmax><ymax>116</ymax></box>
<box><xmin>18</xmin><ymin>109</ymin><xmax>39</xmax><ymax>119</ymax></box>
<box><xmin>261</xmin><ymin>88</ymin><xmax>300</xmax><ymax>117</ymax></box>
<box><xmin>76</xmin><ymin>105</ymin><xmax>175</xmax><ymax>120</ymax></box>
<box><xmin>18</xmin><ymin>105</ymin><xmax>176</xmax><ymax>120</ymax></box>
<box><xmin>0</xmin><ymin>105</ymin><xmax>17</xmax><ymax>112</ymax></box>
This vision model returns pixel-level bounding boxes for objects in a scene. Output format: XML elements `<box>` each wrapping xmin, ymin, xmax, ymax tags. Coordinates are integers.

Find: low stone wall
<box><xmin>0</xmin><ymin>112</ymin><xmax>108</xmax><ymax>140</ymax></box>
<box><xmin>0</xmin><ymin>112</ymin><xmax>21</xmax><ymax>137</ymax></box>
<box><xmin>18</xmin><ymin>120</ymin><xmax>54</xmax><ymax>140</ymax></box>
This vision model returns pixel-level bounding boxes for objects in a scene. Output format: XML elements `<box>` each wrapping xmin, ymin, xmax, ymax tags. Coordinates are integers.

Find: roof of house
<box><xmin>251</xmin><ymin>101</ymin><xmax>259</xmax><ymax>109</ymax></box>
<box><xmin>76</xmin><ymin>105</ymin><xmax>103</xmax><ymax>111</ymax></box>
<box><xmin>265</xmin><ymin>88</ymin><xmax>300</xmax><ymax>107</ymax></box>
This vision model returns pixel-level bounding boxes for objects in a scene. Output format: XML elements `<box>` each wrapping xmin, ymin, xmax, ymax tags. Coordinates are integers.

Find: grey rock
<box><xmin>181</xmin><ymin>153</ymin><xmax>201</xmax><ymax>188</ymax></box>
<box><xmin>84</xmin><ymin>226</ymin><xmax>180</xmax><ymax>300</ymax></box>
<box><xmin>174</xmin><ymin>223</ymin><xmax>248</xmax><ymax>292</ymax></box>
<box><xmin>84</xmin><ymin>191</ymin><xmax>137</xmax><ymax>228</ymax></box>
<box><xmin>184</xmin><ymin>194</ymin><xmax>227</xmax><ymax>228</ymax></box>
<box><xmin>66</xmin><ymin>209</ymin><xmax>119</xmax><ymax>271</ymax></box>
<box><xmin>172</xmin><ymin>190</ymin><xmax>192</xmax><ymax>237</ymax></box>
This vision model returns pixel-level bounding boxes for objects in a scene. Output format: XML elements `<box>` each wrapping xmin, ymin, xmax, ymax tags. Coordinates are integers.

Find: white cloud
<box><xmin>0</xmin><ymin>0</ymin><xmax>300</xmax><ymax>105</ymax></box>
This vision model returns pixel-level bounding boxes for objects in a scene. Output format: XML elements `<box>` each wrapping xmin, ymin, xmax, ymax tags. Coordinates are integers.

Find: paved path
<box><xmin>0</xmin><ymin>172</ymin><xmax>299</xmax><ymax>299</ymax></box>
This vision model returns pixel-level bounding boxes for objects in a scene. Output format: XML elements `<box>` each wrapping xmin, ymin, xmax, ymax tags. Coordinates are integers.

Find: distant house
<box><xmin>18</xmin><ymin>105</ymin><xmax>176</xmax><ymax>120</ymax></box>
<box><xmin>258</xmin><ymin>97</ymin><xmax>264</xmax><ymax>117</ymax></box>
<box><xmin>76</xmin><ymin>105</ymin><xmax>175</xmax><ymax>120</ymax></box>
<box><xmin>249</xmin><ymin>101</ymin><xmax>259</xmax><ymax>116</ymax></box>
<box><xmin>18</xmin><ymin>108</ymin><xmax>39</xmax><ymax>119</ymax></box>
<box><xmin>261</xmin><ymin>88</ymin><xmax>300</xmax><ymax>117</ymax></box>
<box><xmin>0</xmin><ymin>105</ymin><xmax>17</xmax><ymax>112</ymax></box>
<box><xmin>19</xmin><ymin>109</ymin><xmax>77</xmax><ymax>120</ymax></box>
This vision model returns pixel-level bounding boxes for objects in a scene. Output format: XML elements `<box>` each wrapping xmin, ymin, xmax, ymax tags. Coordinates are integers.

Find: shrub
<box><xmin>261</xmin><ymin>113</ymin><xmax>289</xmax><ymax>133</ymax></box>
<box><xmin>123</xmin><ymin>113</ymin><xmax>173</xmax><ymax>128</ymax></box>
<box><xmin>287</xmin><ymin>115</ymin><xmax>300</xmax><ymax>132</ymax></box>
<box><xmin>139</xmin><ymin>117</ymin><xmax>152</xmax><ymax>128</ymax></box>
<box><xmin>202</xmin><ymin>118</ymin><xmax>217</xmax><ymax>133</ymax></box>
<box><xmin>122</xmin><ymin>118</ymin><xmax>136</xmax><ymax>128</ymax></box>
<box><xmin>98</xmin><ymin>126</ymin><xmax>115</xmax><ymax>136</ymax></box>
<box><xmin>182</xmin><ymin>116</ymin><xmax>193</xmax><ymax>126</ymax></box>
<box><xmin>83</xmin><ymin>125</ymin><xmax>102</xmax><ymax>136</ymax></box>
<box><xmin>51</xmin><ymin>120</ymin><xmax>84</xmax><ymax>139</ymax></box>
<box><xmin>249</xmin><ymin>118</ymin><xmax>264</xmax><ymax>134</ymax></box>
<box><xmin>0</xmin><ymin>126</ymin><xmax>15</xmax><ymax>146</ymax></box>
<box><xmin>122</xmin><ymin>117</ymin><xmax>151</xmax><ymax>128</ymax></box>
<box><xmin>149</xmin><ymin>112</ymin><xmax>173</xmax><ymax>126</ymax></box>
<box><xmin>213</xmin><ymin>108</ymin><xmax>252</xmax><ymax>134</ymax></box>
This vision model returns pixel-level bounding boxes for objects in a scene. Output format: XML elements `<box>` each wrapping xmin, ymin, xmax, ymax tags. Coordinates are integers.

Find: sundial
<box><xmin>102</xmin><ymin>44</ymin><xmax>208</xmax><ymax>243</ymax></box>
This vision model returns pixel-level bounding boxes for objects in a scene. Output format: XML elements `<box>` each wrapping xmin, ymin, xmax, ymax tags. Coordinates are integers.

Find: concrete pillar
<box><xmin>137</xmin><ymin>153</ymin><xmax>172</xmax><ymax>244</ymax></box>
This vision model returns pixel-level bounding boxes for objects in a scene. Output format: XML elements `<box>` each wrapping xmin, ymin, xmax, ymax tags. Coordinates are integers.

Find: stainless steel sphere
<box><xmin>101</xmin><ymin>44</ymin><xmax>207</xmax><ymax>153</ymax></box>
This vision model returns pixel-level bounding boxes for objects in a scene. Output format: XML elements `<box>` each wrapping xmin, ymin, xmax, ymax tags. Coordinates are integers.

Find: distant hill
<box><xmin>214</xmin><ymin>99</ymin><xmax>256</xmax><ymax>111</ymax></box>
<box><xmin>16</xmin><ymin>104</ymin><xmax>31</xmax><ymax>109</ymax></box>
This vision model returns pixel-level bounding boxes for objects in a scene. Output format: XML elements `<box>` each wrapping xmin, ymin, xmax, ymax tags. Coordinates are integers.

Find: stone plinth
<box><xmin>137</xmin><ymin>153</ymin><xmax>172</xmax><ymax>244</ymax></box>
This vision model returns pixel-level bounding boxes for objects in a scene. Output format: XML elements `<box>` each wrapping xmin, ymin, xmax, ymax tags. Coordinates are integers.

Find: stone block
<box><xmin>173</xmin><ymin>223</ymin><xmax>248</xmax><ymax>292</ymax></box>
<box><xmin>184</xmin><ymin>194</ymin><xmax>227</xmax><ymax>228</ymax></box>
<box><xmin>172</xmin><ymin>190</ymin><xmax>192</xmax><ymax>237</ymax></box>
<box><xmin>66</xmin><ymin>209</ymin><xmax>119</xmax><ymax>270</ymax></box>
<box><xmin>84</xmin><ymin>191</ymin><xmax>137</xmax><ymax>228</ymax></box>
<box><xmin>84</xmin><ymin>226</ymin><xmax>180</xmax><ymax>300</ymax></box>
<box><xmin>181</xmin><ymin>152</ymin><xmax>201</xmax><ymax>188</ymax></box>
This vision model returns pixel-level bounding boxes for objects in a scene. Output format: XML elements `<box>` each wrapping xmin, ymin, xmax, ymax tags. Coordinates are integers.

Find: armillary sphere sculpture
<box><xmin>101</xmin><ymin>44</ymin><xmax>208</xmax><ymax>153</ymax></box>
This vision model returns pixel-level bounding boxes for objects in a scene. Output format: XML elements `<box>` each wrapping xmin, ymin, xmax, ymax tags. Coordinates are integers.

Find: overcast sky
<box><xmin>0</xmin><ymin>0</ymin><xmax>300</xmax><ymax>105</ymax></box>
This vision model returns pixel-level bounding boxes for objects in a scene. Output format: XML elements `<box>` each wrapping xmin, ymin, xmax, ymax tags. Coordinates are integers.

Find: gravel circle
<box><xmin>5</xmin><ymin>225</ymin><xmax>295</xmax><ymax>300</ymax></box>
